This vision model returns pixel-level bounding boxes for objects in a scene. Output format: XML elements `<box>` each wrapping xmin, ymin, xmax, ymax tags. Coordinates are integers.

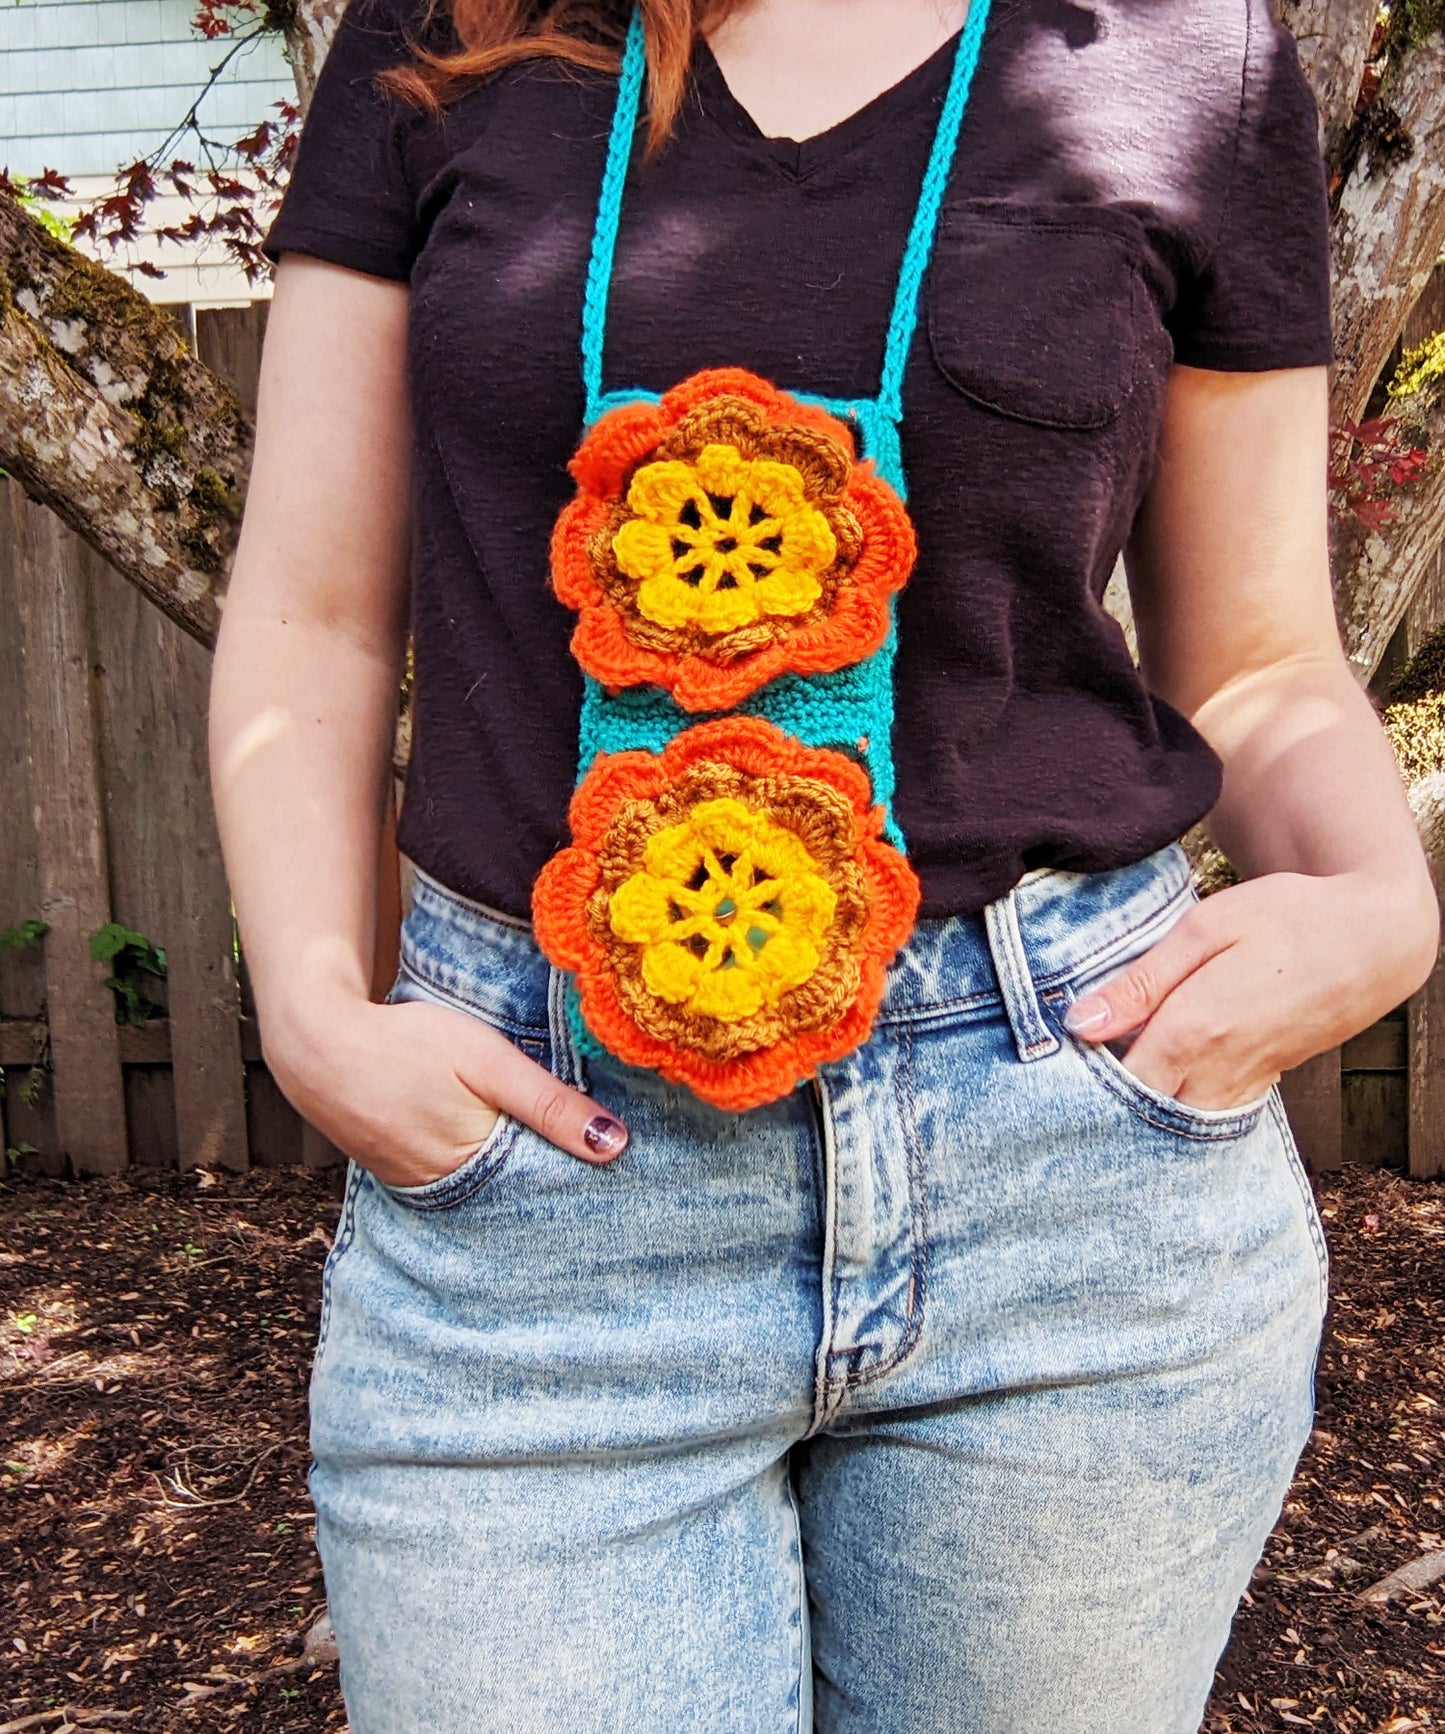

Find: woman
<box><xmin>209</xmin><ymin>0</ymin><xmax>1439</xmax><ymax>1728</ymax></box>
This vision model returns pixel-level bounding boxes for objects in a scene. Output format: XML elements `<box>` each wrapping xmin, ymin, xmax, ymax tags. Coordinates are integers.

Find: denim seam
<box><xmin>316</xmin><ymin>1158</ymin><xmax>363</xmax><ymax>1359</ymax></box>
<box><xmin>842</xmin><ymin>1024</ymin><xmax>931</xmax><ymax>1394</ymax></box>
<box><xmin>875</xmin><ymin>988</ymin><xmax>999</xmax><ymax>1030</ymax></box>
<box><xmin>808</xmin><ymin>1075</ymin><xmax>847</xmax><ymax>1435</ymax></box>
<box><xmin>985</xmin><ymin>889</ymin><xmax>1062</xmax><ymax>1062</ymax></box>
<box><xmin>548</xmin><ymin>964</ymin><xmax>585</xmax><ymax>1089</ymax></box>
<box><xmin>1268</xmin><ymin>1088</ymin><xmax>1331</xmax><ymax>1317</ymax></box>
<box><xmin>871</xmin><ymin>879</ymin><xmax>1197</xmax><ymax>1032</ymax></box>
<box><xmin>395</xmin><ymin>952</ymin><xmax>551</xmax><ymax>1043</ymax></box>
<box><xmin>782</xmin><ymin>1464</ymin><xmax>809</xmax><ymax>1734</ymax></box>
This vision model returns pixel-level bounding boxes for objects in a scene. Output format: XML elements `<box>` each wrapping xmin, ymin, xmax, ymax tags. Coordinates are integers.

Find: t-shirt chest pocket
<box><xmin>925</xmin><ymin>200</ymin><xmax>1144</xmax><ymax>431</ymax></box>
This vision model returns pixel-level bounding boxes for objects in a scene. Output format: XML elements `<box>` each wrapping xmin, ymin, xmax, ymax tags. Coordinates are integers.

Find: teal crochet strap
<box><xmin>574</xmin><ymin>5</ymin><xmax>991</xmax><ymax>846</ymax></box>
<box><xmin>580</xmin><ymin>5</ymin><xmax>649</xmax><ymax>428</ymax></box>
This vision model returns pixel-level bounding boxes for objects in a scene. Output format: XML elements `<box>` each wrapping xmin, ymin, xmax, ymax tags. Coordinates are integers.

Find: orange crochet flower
<box><xmin>532</xmin><ymin>716</ymin><xmax>920</xmax><ymax>1111</ymax></box>
<box><xmin>551</xmin><ymin>368</ymin><xmax>917</xmax><ymax>712</ymax></box>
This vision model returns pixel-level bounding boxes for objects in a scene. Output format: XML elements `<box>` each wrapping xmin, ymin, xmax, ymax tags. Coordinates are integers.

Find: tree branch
<box><xmin>0</xmin><ymin>193</ymin><xmax>252</xmax><ymax>650</ymax></box>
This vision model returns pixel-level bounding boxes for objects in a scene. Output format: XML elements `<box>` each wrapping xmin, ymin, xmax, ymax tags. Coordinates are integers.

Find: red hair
<box><xmin>375</xmin><ymin>1</ymin><xmax>734</xmax><ymax>154</ymax></box>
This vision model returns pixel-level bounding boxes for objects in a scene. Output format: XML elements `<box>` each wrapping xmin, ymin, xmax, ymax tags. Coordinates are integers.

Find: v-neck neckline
<box><xmin>690</xmin><ymin>21</ymin><xmax>971</xmax><ymax>181</ymax></box>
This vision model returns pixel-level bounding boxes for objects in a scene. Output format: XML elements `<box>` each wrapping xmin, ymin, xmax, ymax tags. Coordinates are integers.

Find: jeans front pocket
<box><xmin>1040</xmin><ymin>981</ymin><xmax>1275</xmax><ymax>1143</ymax></box>
<box><xmin>374</xmin><ymin>1110</ymin><xmax>525</xmax><ymax>1212</ymax></box>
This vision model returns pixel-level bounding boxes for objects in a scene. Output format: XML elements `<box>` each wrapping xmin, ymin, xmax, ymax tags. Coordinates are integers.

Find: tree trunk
<box><xmin>1334</xmin><ymin>381</ymin><xmax>1445</xmax><ymax>678</ymax></box>
<box><xmin>1326</xmin><ymin>31</ymin><xmax>1445</xmax><ymax>430</ymax></box>
<box><xmin>1282</xmin><ymin>0</ymin><xmax>1378</xmax><ymax>170</ymax></box>
<box><xmin>282</xmin><ymin>0</ymin><xmax>352</xmax><ymax>113</ymax></box>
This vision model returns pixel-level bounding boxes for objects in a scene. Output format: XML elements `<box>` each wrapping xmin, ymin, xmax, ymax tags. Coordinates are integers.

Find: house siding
<box><xmin>1</xmin><ymin>0</ymin><xmax>294</xmax><ymax>180</ymax></box>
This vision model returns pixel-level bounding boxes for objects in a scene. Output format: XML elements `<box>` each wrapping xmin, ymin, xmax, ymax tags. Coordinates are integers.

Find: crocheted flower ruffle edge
<box><xmin>532</xmin><ymin>715</ymin><xmax>920</xmax><ymax>1112</ymax></box>
<box><xmin>551</xmin><ymin>368</ymin><xmax>917</xmax><ymax>713</ymax></box>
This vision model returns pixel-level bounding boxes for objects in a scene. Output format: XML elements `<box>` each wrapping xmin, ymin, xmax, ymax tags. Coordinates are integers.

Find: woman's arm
<box><xmin>209</xmin><ymin>255</ymin><xmax>627</xmax><ymax>1179</ymax></box>
<box><xmin>1062</xmin><ymin>362</ymin><xmax>1440</xmax><ymax>1108</ymax></box>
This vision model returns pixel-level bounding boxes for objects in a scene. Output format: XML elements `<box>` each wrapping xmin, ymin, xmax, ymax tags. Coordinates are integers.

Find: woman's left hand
<box><xmin>1062</xmin><ymin>869</ymin><xmax>1440</xmax><ymax>1112</ymax></box>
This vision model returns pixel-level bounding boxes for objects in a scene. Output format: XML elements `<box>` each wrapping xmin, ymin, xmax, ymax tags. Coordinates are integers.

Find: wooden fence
<box><xmin>0</xmin><ymin>303</ymin><xmax>298</xmax><ymax>1176</ymax></box>
<box><xmin>1</xmin><ymin>298</ymin><xmax>1443</xmax><ymax>1181</ymax></box>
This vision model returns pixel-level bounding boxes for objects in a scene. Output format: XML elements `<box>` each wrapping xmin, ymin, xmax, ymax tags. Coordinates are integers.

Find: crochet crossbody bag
<box><xmin>532</xmin><ymin>2</ymin><xmax>993</xmax><ymax>1111</ymax></box>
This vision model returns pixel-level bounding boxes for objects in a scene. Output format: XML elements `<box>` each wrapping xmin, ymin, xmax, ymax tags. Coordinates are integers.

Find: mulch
<box><xmin>1</xmin><ymin>1157</ymin><xmax>1440</xmax><ymax>1733</ymax></box>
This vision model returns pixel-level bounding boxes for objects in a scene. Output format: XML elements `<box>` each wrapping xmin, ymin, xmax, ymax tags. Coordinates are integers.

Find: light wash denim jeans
<box><xmin>310</xmin><ymin>839</ymin><xmax>1328</xmax><ymax>1734</ymax></box>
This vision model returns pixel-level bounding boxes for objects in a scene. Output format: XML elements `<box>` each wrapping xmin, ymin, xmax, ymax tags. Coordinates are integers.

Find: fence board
<box><xmin>1408</xmin><ymin>970</ymin><xmax>1445</xmax><ymax>1179</ymax></box>
<box><xmin>2</xmin><ymin>1060</ymin><xmax>60</xmax><ymax>1180</ymax></box>
<box><xmin>246</xmin><ymin>1064</ymin><xmax>306</xmax><ymax>1168</ymax></box>
<box><xmin>1280</xmin><ymin>1048</ymin><xmax>1343</xmax><ymax>1174</ymax></box>
<box><xmin>9</xmin><ymin>480</ymin><xmax>128</xmax><ymax>1175</ymax></box>
<box><xmin>89</xmin><ymin>541</ymin><xmax>249</xmax><ymax>1171</ymax></box>
<box><xmin>1401</xmin><ymin>265</ymin><xmax>1445</xmax><ymax>1178</ymax></box>
<box><xmin>0</xmin><ymin>481</ymin><xmax>49</xmax><ymax>1171</ymax></box>
<box><xmin>195</xmin><ymin>303</ymin><xmax>269</xmax><ymax>419</ymax></box>
<box><xmin>0</xmin><ymin>483</ymin><xmax>45</xmax><ymax>1023</ymax></box>
<box><xmin>124</xmin><ymin>1068</ymin><xmax>180</xmax><ymax>1171</ymax></box>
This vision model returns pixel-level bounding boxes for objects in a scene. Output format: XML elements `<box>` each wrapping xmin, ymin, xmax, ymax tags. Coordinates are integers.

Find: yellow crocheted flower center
<box><xmin>611</xmin><ymin>444</ymin><xmax>838</xmax><ymax>635</ymax></box>
<box><xmin>607</xmin><ymin>797</ymin><xmax>838</xmax><ymax>1024</ymax></box>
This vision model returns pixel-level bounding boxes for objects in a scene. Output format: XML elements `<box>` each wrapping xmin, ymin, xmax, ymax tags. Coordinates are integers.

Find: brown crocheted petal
<box><xmin>758</xmin><ymin>426</ymin><xmax>854</xmax><ymax>500</ymax></box>
<box><xmin>593</xmin><ymin>797</ymin><xmax>674</xmax><ymax>895</ymax></box>
<box><xmin>583</xmin><ymin>878</ymin><xmax>614</xmax><ymax>946</ymax></box>
<box><xmin>661</xmin><ymin>398</ymin><xmax>772</xmax><ymax>460</ymax></box>
<box><xmin>772</xmin><ymin>945</ymin><xmax>865</xmax><ymax>1037</ymax></box>
<box><xmin>648</xmin><ymin>763</ymin><xmax>749</xmax><ymax>830</ymax></box>
<box><xmin>822</xmin><ymin>500</ymin><xmax>866</xmax><ymax>571</ymax></box>
<box><xmin>748</xmin><ymin>775</ymin><xmax>862</xmax><ymax>870</ymax></box>
<box><xmin>661</xmin><ymin>398</ymin><xmax>854</xmax><ymax>502</ymax></box>
<box><xmin>661</xmin><ymin>399</ymin><xmax>765</xmax><ymax>460</ymax></box>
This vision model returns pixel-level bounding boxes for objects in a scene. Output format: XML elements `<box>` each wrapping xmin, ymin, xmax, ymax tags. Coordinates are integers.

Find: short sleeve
<box><xmin>261</xmin><ymin>0</ymin><xmax>428</xmax><ymax>281</ymax></box>
<box><xmin>1167</xmin><ymin>0</ymin><xmax>1336</xmax><ymax>371</ymax></box>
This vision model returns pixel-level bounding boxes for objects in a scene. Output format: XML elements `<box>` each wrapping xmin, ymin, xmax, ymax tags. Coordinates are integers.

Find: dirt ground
<box><xmin>1</xmin><ymin>1158</ymin><xmax>1440</xmax><ymax>1733</ymax></box>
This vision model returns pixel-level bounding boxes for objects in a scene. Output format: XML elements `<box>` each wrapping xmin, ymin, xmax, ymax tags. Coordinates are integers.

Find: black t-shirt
<box><xmin>261</xmin><ymin>0</ymin><xmax>1336</xmax><ymax>920</ymax></box>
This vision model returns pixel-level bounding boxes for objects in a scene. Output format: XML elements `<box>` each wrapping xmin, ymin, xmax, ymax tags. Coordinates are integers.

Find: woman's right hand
<box><xmin>264</xmin><ymin>985</ymin><xmax>629</xmax><ymax>1189</ymax></box>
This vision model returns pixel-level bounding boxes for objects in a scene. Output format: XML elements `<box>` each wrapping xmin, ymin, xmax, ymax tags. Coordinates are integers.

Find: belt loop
<box><xmin>983</xmin><ymin>887</ymin><xmax>1060</xmax><ymax>1063</ymax></box>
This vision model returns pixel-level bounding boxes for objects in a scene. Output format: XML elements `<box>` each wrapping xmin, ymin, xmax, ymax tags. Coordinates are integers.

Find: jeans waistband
<box><xmin>399</xmin><ymin>842</ymin><xmax>1195</xmax><ymax>1067</ymax></box>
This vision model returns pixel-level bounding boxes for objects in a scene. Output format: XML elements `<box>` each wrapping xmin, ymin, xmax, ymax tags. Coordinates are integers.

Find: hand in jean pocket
<box><xmin>1061</xmin><ymin>869</ymin><xmax>1434</xmax><ymax>1114</ymax></box>
<box><xmin>263</xmin><ymin>986</ymin><xmax>629</xmax><ymax>1189</ymax></box>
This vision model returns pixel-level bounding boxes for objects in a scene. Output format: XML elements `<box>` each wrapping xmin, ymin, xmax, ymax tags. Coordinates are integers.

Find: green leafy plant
<box><xmin>0</xmin><ymin>921</ymin><xmax>49</xmax><ymax>1114</ymax></box>
<box><xmin>89</xmin><ymin>923</ymin><xmax>168</xmax><ymax>1027</ymax></box>
<box><xmin>9</xmin><ymin>173</ymin><xmax>75</xmax><ymax>243</ymax></box>
<box><xmin>0</xmin><ymin>920</ymin><xmax>48</xmax><ymax>956</ymax></box>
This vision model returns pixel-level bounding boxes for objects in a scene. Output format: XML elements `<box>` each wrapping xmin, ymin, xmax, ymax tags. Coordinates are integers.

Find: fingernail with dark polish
<box><xmin>583</xmin><ymin>1115</ymin><xmax>628</xmax><ymax>1157</ymax></box>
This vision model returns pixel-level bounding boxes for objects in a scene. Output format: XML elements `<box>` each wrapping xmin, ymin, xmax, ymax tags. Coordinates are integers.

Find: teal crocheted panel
<box><xmin>576</xmin><ymin>385</ymin><xmax>908</xmax><ymax>848</ymax></box>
